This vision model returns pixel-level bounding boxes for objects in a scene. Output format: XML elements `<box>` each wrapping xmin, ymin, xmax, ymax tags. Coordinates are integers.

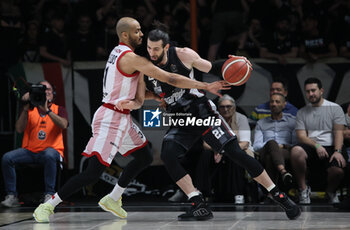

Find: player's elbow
<box><xmin>166</xmin><ymin>75</ymin><xmax>178</xmax><ymax>86</ymax></box>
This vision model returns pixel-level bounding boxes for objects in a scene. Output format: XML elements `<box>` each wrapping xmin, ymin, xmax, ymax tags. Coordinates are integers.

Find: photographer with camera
<box><xmin>1</xmin><ymin>81</ymin><xmax>68</xmax><ymax>208</ymax></box>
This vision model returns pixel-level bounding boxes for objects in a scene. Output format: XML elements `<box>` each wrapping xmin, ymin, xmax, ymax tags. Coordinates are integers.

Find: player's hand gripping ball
<box><xmin>222</xmin><ymin>56</ymin><xmax>252</xmax><ymax>86</ymax></box>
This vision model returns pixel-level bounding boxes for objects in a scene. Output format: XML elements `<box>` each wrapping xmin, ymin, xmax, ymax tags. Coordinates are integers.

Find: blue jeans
<box><xmin>1</xmin><ymin>147</ymin><xmax>60</xmax><ymax>196</ymax></box>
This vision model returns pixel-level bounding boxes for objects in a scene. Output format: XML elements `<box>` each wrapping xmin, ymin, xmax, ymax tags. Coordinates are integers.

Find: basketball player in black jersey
<box><xmin>117</xmin><ymin>25</ymin><xmax>301</xmax><ymax>221</ymax></box>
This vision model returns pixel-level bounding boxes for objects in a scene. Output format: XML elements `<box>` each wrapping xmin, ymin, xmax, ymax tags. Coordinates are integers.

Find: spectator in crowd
<box><xmin>345</xmin><ymin>104</ymin><xmax>350</xmax><ymax>159</ymax></box>
<box><xmin>1</xmin><ymin>81</ymin><xmax>68</xmax><ymax>207</ymax></box>
<box><xmin>134</xmin><ymin>0</ymin><xmax>156</xmax><ymax>33</ymax></box>
<box><xmin>338</xmin><ymin>31</ymin><xmax>350</xmax><ymax>58</ymax></box>
<box><xmin>0</xmin><ymin>1</ymin><xmax>22</xmax><ymax>72</ymax></box>
<box><xmin>253</xmin><ymin>93</ymin><xmax>296</xmax><ymax>187</ymax></box>
<box><xmin>303</xmin><ymin>0</ymin><xmax>332</xmax><ymax>34</ymax></box>
<box><xmin>276</xmin><ymin>0</ymin><xmax>303</xmax><ymax>35</ymax></box>
<box><xmin>290</xmin><ymin>77</ymin><xmax>347</xmax><ymax>204</ymax></box>
<box><xmin>95</xmin><ymin>0</ymin><xmax>120</xmax><ymax>22</ymax></box>
<box><xmin>39</xmin><ymin>13</ymin><xmax>71</xmax><ymax>67</ymax></box>
<box><xmin>251</xmin><ymin>78</ymin><xmax>298</xmax><ymax>121</ymax></box>
<box><xmin>259</xmin><ymin>16</ymin><xmax>299</xmax><ymax>64</ymax></box>
<box><xmin>237</xmin><ymin>17</ymin><xmax>263</xmax><ymax>58</ymax></box>
<box><xmin>298</xmin><ymin>14</ymin><xmax>337</xmax><ymax>62</ymax></box>
<box><xmin>96</xmin><ymin>11</ymin><xmax>118</xmax><ymax>60</ymax></box>
<box><xmin>200</xmin><ymin>95</ymin><xmax>255</xmax><ymax>204</ymax></box>
<box><xmin>335</xmin><ymin>103</ymin><xmax>350</xmax><ymax>210</ymax></box>
<box><xmin>19</xmin><ymin>20</ymin><xmax>41</xmax><ymax>62</ymax></box>
<box><xmin>207</xmin><ymin>0</ymin><xmax>246</xmax><ymax>61</ymax></box>
<box><xmin>70</xmin><ymin>14</ymin><xmax>97</xmax><ymax>61</ymax></box>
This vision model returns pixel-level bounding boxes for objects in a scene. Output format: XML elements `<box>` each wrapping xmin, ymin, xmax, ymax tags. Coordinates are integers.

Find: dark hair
<box><xmin>148</xmin><ymin>21</ymin><xmax>170</xmax><ymax>48</ymax></box>
<box><xmin>304</xmin><ymin>77</ymin><xmax>322</xmax><ymax>89</ymax></box>
<box><xmin>271</xmin><ymin>92</ymin><xmax>286</xmax><ymax>102</ymax></box>
<box><xmin>272</xmin><ymin>77</ymin><xmax>288</xmax><ymax>91</ymax></box>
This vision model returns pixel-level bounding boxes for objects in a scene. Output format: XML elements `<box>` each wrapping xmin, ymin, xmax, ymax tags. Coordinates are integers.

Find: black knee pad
<box><xmin>222</xmin><ymin>139</ymin><xmax>264</xmax><ymax>178</ymax></box>
<box><xmin>161</xmin><ymin>141</ymin><xmax>188</xmax><ymax>182</ymax></box>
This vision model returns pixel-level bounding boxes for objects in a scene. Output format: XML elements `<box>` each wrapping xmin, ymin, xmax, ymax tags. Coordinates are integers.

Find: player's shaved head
<box><xmin>116</xmin><ymin>17</ymin><xmax>137</xmax><ymax>38</ymax></box>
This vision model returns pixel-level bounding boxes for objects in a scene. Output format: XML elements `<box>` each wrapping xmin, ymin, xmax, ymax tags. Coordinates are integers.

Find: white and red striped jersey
<box><xmin>102</xmin><ymin>43</ymin><xmax>141</xmax><ymax>105</ymax></box>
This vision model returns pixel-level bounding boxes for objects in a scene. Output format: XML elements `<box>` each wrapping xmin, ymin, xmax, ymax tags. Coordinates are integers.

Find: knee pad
<box><xmin>222</xmin><ymin>139</ymin><xmax>264</xmax><ymax>178</ymax></box>
<box><xmin>161</xmin><ymin>141</ymin><xmax>188</xmax><ymax>182</ymax></box>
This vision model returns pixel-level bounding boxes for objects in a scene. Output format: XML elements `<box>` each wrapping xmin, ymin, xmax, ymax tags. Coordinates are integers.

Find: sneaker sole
<box><xmin>98</xmin><ymin>202</ymin><xmax>127</xmax><ymax>218</ymax></box>
<box><xmin>178</xmin><ymin>213</ymin><xmax>213</xmax><ymax>221</ymax></box>
<box><xmin>33</xmin><ymin>213</ymin><xmax>49</xmax><ymax>223</ymax></box>
<box><xmin>287</xmin><ymin>207</ymin><xmax>301</xmax><ymax>220</ymax></box>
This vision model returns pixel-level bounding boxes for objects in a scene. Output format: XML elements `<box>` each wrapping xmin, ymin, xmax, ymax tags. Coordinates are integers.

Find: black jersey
<box><xmin>145</xmin><ymin>46</ymin><xmax>236</xmax><ymax>151</ymax></box>
<box><xmin>144</xmin><ymin>46</ymin><xmax>207</xmax><ymax>114</ymax></box>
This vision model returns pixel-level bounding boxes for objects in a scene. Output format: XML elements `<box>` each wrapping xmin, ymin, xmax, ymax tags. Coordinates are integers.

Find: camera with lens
<box><xmin>30</xmin><ymin>84</ymin><xmax>47</xmax><ymax>106</ymax></box>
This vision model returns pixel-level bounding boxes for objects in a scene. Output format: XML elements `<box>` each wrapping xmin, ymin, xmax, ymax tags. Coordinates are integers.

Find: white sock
<box><xmin>109</xmin><ymin>184</ymin><xmax>125</xmax><ymax>201</ymax></box>
<box><xmin>47</xmin><ymin>193</ymin><xmax>62</xmax><ymax>207</ymax></box>
<box><xmin>187</xmin><ymin>191</ymin><xmax>200</xmax><ymax>199</ymax></box>
<box><xmin>266</xmin><ymin>184</ymin><xmax>276</xmax><ymax>192</ymax></box>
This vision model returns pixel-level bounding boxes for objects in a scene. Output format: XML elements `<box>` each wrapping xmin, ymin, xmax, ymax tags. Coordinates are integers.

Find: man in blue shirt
<box><xmin>253</xmin><ymin>93</ymin><xmax>296</xmax><ymax>186</ymax></box>
<box><xmin>251</xmin><ymin>78</ymin><xmax>298</xmax><ymax>122</ymax></box>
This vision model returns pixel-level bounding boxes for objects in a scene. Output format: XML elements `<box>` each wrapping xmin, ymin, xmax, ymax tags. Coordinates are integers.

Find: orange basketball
<box><xmin>221</xmin><ymin>56</ymin><xmax>252</xmax><ymax>86</ymax></box>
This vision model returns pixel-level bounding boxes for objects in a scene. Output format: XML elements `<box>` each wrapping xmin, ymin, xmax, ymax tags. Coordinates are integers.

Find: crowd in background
<box><xmin>1</xmin><ymin>0</ymin><xmax>350</xmax><ymax>72</ymax></box>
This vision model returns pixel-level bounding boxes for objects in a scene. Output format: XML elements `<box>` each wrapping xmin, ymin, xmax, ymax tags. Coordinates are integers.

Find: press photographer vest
<box><xmin>22</xmin><ymin>104</ymin><xmax>64</xmax><ymax>157</ymax></box>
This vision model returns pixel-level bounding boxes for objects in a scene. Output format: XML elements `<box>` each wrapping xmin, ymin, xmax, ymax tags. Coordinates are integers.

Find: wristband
<box><xmin>335</xmin><ymin>149</ymin><xmax>342</xmax><ymax>153</ymax></box>
<box><xmin>315</xmin><ymin>143</ymin><xmax>321</xmax><ymax>149</ymax></box>
<box><xmin>46</xmin><ymin>109</ymin><xmax>52</xmax><ymax>115</ymax></box>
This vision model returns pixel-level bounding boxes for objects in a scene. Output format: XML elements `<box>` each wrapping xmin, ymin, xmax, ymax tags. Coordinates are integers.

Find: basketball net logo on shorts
<box><xmin>143</xmin><ymin>108</ymin><xmax>221</xmax><ymax>128</ymax></box>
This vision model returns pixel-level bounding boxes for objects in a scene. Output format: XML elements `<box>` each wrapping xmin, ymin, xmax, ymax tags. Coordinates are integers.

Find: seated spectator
<box><xmin>70</xmin><ymin>14</ymin><xmax>97</xmax><ymax>61</ymax></box>
<box><xmin>259</xmin><ymin>16</ymin><xmax>299</xmax><ymax>64</ymax></box>
<box><xmin>290</xmin><ymin>77</ymin><xmax>347</xmax><ymax>204</ymax></box>
<box><xmin>19</xmin><ymin>20</ymin><xmax>41</xmax><ymax>62</ymax></box>
<box><xmin>329</xmin><ymin>0</ymin><xmax>350</xmax><ymax>58</ymax></box>
<box><xmin>196</xmin><ymin>95</ymin><xmax>254</xmax><ymax>204</ymax></box>
<box><xmin>338</xmin><ymin>30</ymin><xmax>350</xmax><ymax>58</ymax></box>
<box><xmin>0</xmin><ymin>1</ymin><xmax>22</xmax><ymax>71</ymax></box>
<box><xmin>253</xmin><ymin>93</ymin><xmax>296</xmax><ymax>187</ymax></box>
<box><xmin>1</xmin><ymin>81</ymin><xmax>68</xmax><ymax>208</ymax></box>
<box><xmin>251</xmin><ymin>78</ymin><xmax>298</xmax><ymax>121</ymax></box>
<box><xmin>276</xmin><ymin>0</ymin><xmax>303</xmax><ymax>35</ymax></box>
<box><xmin>39</xmin><ymin>13</ymin><xmax>71</xmax><ymax>66</ymax></box>
<box><xmin>96</xmin><ymin>11</ymin><xmax>118</xmax><ymax>60</ymax></box>
<box><xmin>345</xmin><ymin>104</ymin><xmax>350</xmax><ymax>160</ymax></box>
<box><xmin>335</xmin><ymin>104</ymin><xmax>350</xmax><ymax>210</ymax></box>
<box><xmin>207</xmin><ymin>0</ymin><xmax>246</xmax><ymax>61</ymax></box>
<box><xmin>237</xmin><ymin>17</ymin><xmax>263</xmax><ymax>58</ymax></box>
<box><xmin>299</xmin><ymin>14</ymin><xmax>337</xmax><ymax>62</ymax></box>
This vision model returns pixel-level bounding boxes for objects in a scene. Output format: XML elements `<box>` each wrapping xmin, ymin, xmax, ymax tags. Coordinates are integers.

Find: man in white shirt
<box><xmin>290</xmin><ymin>77</ymin><xmax>346</xmax><ymax>204</ymax></box>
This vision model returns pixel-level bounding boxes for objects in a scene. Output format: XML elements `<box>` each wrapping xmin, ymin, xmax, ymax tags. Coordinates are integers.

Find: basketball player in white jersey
<box><xmin>33</xmin><ymin>17</ymin><xmax>230</xmax><ymax>223</ymax></box>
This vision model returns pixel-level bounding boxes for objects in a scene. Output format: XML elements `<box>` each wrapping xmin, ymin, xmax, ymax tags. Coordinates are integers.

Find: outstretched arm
<box><xmin>177</xmin><ymin>47</ymin><xmax>252</xmax><ymax>76</ymax></box>
<box><xmin>119</xmin><ymin>52</ymin><xmax>231</xmax><ymax>96</ymax></box>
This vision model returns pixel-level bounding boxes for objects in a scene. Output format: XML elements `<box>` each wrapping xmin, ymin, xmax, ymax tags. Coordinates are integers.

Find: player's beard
<box><xmin>150</xmin><ymin>50</ymin><xmax>165</xmax><ymax>65</ymax></box>
<box><xmin>129</xmin><ymin>36</ymin><xmax>142</xmax><ymax>49</ymax></box>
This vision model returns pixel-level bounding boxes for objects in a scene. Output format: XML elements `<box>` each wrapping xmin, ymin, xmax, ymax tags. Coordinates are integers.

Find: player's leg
<box><xmin>161</xmin><ymin>140</ymin><xmax>213</xmax><ymax>221</ymax></box>
<box><xmin>99</xmin><ymin>144</ymin><xmax>153</xmax><ymax>218</ymax></box>
<box><xmin>203</xmin><ymin>122</ymin><xmax>300</xmax><ymax>220</ymax></box>
<box><xmin>222</xmin><ymin>139</ymin><xmax>301</xmax><ymax>220</ymax></box>
<box><xmin>33</xmin><ymin>155</ymin><xmax>106</xmax><ymax>222</ymax></box>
